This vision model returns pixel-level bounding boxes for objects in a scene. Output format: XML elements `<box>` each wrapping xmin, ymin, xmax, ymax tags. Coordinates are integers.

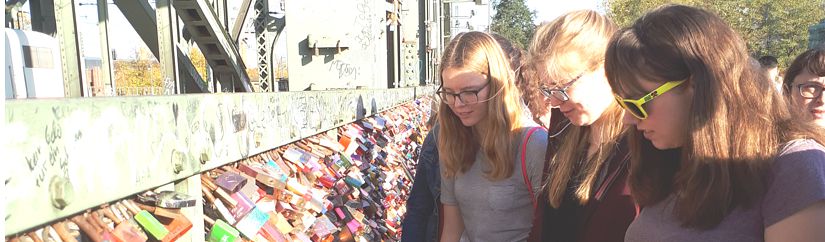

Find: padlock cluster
<box><xmin>7</xmin><ymin>191</ymin><xmax>198</xmax><ymax>242</ymax></box>
<box><xmin>200</xmin><ymin>98</ymin><xmax>432</xmax><ymax>241</ymax></box>
<box><xmin>5</xmin><ymin>97</ymin><xmax>433</xmax><ymax>242</ymax></box>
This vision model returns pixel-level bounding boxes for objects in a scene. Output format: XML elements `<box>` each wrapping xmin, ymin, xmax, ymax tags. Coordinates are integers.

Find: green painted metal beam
<box><xmin>175</xmin><ymin>0</ymin><xmax>253</xmax><ymax>92</ymax></box>
<box><xmin>4</xmin><ymin>86</ymin><xmax>435</xmax><ymax>235</ymax></box>
<box><xmin>97</xmin><ymin>0</ymin><xmax>116</xmax><ymax>95</ymax></box>
<box><xmin>55</xmin><ymin>0</ymin><xmax>85</xmax><ymax>97</ymax></box>
<box><xmin>113</xmin><ymin>0</ymin><xmax>159</xmax><ymax>59</ymax></box>
<box><xmin>230</xmin><ymin>0</ymin><xmax>253</xmax><ymax>44</ymax></box>
<box><xmin>157</xmin><ymin>0</ymin><xmax>180</xmax><ymax>94</ymax></box>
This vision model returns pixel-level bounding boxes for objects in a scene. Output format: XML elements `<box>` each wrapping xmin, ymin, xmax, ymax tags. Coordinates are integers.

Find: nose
<box><xmin>622</xmin><ymin>111</ymin><xmax>639</xmax><ymax>125</ymax></box>
<box><xmin>453</xmin><ymin>98</ymin><xmax>467</xmax><ymax>108</ymax></box>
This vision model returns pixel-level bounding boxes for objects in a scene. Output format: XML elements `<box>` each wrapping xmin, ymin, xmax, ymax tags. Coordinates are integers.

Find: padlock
<box><xmin>334</xmin><ymin>226</ymin><xmax>355</xmax><ymax>242</ymax></box>
<box><xmin>138</xmin><ymin>191</ymin><xmax>197</xmax><ymax>209</ymax></box>
<box><xmin>286</xmin><ymin>178</ymin><xmax>308</xmax><ymax>196</ymax></box>
<box><xmin>282</xmin><ymin>147</ymin><xmax>313</xmax><ymax>166</ymax></box>
<box><xmin>318</xmin><ymin>137</ymin><xmax>345</xmax><ymax>153</ymax></box>
<box><xmin>234</xmin><ymin>207</ymin><xmax>269</xmax><ymax>239</ymax></box>
<box><xmin>121</xmin><ymin>200</ymin><xmax>169</xmax><ymax>240</ymax></box>
<box><xmin>258</xmin><ymin>221</ymin><xmax>287</xmax><ymax>242</ymax></box>
<box><xmin>135</xmin><ymin>204</ymin><xmax>192</xmax><ymax>242</ymax></box>
<box><xmin>215</xmin><ymin>172</ymin><xmax>247</xmax><ymax>194</ymax></box>
<box><xmin>305</xmin><ymin>189</ymin><xmax>327</xmax><ymax>214</ymax></box>
<box><xmin>105</xmin><ymin>205</ymin><xmax>149</xmax><ymax>242</ymax></box>
<box><xmin>204</xmin><ymin>217</ymin><xmax>240</xmax><ymax>242</ymax></box>
<box><xmin>268</xmin><ymin>212</ymin><xmax>294</xmax><ymax>235</ymax></box>
<box><xmin>293</xmin><ymin>233</ymin><xmax>313</xmax><ymax>242</ymax></box>
<box><xmin>215</xmin><ymin>200</ymin><xmax>237</xmax><ymax>225</ymax></box>
<box><xmin>225</xmin><ymin>169</ymin><xmax>261</xmax><ymax>203</ymax></box>
<box><xmin>264</xmin><ymin>173</ymin><xmax>290</xmax><ymax>191</ymax></box>
<box><xmin>202</xmin><ymin>175</ymin><xmax>238</xmax><ymax>208</ymax></box>
<box><xmin>311</xmin><ymin>215</ymin><xmax>336</xmax><ymax>238</ymax></box>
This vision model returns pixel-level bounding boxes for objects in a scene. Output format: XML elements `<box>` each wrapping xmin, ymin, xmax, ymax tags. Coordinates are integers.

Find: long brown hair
<box><xmin>527</xmin><ymin>10</ymin><xmax>625</xmax><ymax>208</ymax></box>
<box><xmin>437</xmin><ymin>31</ymin><xmax>525</xmax><ymax>180</ymax></box>
<box><xmin>605</xmin><ymin>4</ymin><xmax>825</xmax><ymax>229</ymax></box>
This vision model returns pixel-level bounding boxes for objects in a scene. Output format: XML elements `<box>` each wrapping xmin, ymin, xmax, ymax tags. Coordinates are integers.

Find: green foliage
<box><xmin>490</xmin><ymin>0</ymin><xmax>536</xmax><ymax>50</ymax></box>
<box><xmin>114</xmin><ymin>48</ymin><xmax>162</xmax><ymax>93</ymax></box>
<box><xmin>603</xmin><ymin>0</ymin><xmax>825</xmax><ymax>70</ymax></box>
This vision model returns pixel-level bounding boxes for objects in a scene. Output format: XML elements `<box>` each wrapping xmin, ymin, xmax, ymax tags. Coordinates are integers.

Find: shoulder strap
<box><xmin>521</xmin><ymin>126</ymin><xmax>543</xmax><ymax>209</ymax></box>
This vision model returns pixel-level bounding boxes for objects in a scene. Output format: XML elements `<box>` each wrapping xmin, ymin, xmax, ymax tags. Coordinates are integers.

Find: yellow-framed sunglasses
<box><xmin>614</xmin><ymin>80</ymin><xmax>686</xmax><ymax>119</ymax></box>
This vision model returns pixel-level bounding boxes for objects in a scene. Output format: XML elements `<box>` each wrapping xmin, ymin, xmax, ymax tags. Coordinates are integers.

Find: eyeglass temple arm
<box><xmin>641</xmin><ymin>80</ymin><xmax>685</xmax><ymax>102</ymax></box>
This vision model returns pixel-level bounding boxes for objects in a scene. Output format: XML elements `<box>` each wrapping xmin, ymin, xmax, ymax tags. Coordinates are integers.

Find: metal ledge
<box><xmin>3</xmin><ymin>86</ymin><xmax>435</xmax><ymax>235</ymax></box>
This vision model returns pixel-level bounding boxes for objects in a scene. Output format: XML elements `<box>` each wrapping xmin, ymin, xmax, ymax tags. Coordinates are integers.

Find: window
<box><xmin>22</xmin><ymin>46</ymin><xmax>55</xmax><ymax>69</ymax></box>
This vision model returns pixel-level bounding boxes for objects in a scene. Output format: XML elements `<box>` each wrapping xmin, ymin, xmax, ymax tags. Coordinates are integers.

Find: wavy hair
<box><xmin>605</xmin><ymin>4</ymin><xmax>825</xmax><ymax>229</ymax></box>
<box><xmin>491</xmin><ymin>32</ymin><xmax>549</xmax><ymax>123</ymax></box>
<box><xmin>437</xmin><ymin>31</ymin><xmax>525</xmax><ymax>180</ymax></box>
<box><xmin>527</xmin><ymin>10</ymin><xmax>625</xmax><ymax>208</ymax></box>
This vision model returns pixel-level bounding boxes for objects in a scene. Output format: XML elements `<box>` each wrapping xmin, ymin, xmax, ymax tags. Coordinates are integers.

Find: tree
<box><xmin>114</xmin><ymin>47</ymin><xmax>163</xmax><ymax>95</ymax></box>
<box><xmin>189</xmin><ymin>46</ymin><xmax>208</xmax><ymax>82</ymax></box>
<box><xmin>491</xmin><ymin>0</ymin><xmax>536</xmax><ymax>50</ymax></box>
<box><xmin>603</xmin><ymin>0</ymin><xmax>825</xmax><ymax>70</ymax></box>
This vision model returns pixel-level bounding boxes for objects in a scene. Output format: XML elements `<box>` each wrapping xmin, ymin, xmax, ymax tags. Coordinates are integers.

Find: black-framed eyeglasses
<box><xmin>538</xmin><ymin>74</ymin><xmax>584</xmax><ymax>102</ymax></box>
<box><xmin>797</xmin><ymin>83</ymin><xmax>825</xmax><ymax>99</ymax></box>
<box><xmin>436</xmin><ymin>81</ymin><xmax>491</xmax><ymax>105</ymax></box>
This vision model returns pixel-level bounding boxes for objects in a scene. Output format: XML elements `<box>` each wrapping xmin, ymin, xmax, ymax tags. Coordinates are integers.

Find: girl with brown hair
<box><xmin>606</xmin><ymin>5</ymin><xmax>825</xmax><ymax>241</ymax></box>
<box><xmin>783</xmin><ymin>45</ymin><xmax>825</xmax><ymax>127</ymax></box>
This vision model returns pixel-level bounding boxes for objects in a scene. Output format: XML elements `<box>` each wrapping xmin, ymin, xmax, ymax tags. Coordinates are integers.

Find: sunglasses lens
<box><xmin>624</xmin><ymin>101</ymin><xmax>646</xmax><ymax>119</ymax></box>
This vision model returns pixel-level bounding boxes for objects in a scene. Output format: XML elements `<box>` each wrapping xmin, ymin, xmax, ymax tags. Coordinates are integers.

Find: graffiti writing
<box><xmin>355</xmin><ymin>0</ymin><xmax>375</xmax><ymax>49</ymax></box>
<box><xmin>25</xmin><ymin>121</ymin><xmax>69</xmax><ymax>187</ymax></box>
<box><xmin>329</xmin><ymin>60</ymin><xmax>360</xmax><ymax>80</ymax></box>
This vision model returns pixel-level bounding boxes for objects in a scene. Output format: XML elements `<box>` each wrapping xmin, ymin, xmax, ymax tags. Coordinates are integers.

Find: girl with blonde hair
<box><xmin>525</xmin><ymin>10</ymin><xmax>637</xmax><ymax>242</ymax></box>
<box><xmin>437</xmin><ymin>31</ymin><xmax>548</xmax><ymax>242</ymax></box>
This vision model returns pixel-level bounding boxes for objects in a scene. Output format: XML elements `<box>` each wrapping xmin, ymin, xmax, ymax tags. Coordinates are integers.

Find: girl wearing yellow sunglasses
<box><xmin>605</xmin><ymin>4</ymin><xmax>825</xmax><ymax>242</ymax></box>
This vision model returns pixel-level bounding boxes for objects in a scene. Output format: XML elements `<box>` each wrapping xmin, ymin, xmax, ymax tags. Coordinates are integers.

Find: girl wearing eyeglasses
<box><xmin>783</xmin><ymin>45</ymin><xmax>825</xmax><ymax>127</ymax></box>
<box><xmin>525</xmin><ymin>10</ymin><xmax>637</xmax><ymax>242</ymax></box>
<box><xmin>606</xmin><ymin>5</ymin><xmax>825</xmax><ymax>242</ymax></box>
<box><xmin>436</xmin><ymin>31</ymin><xmax>548</xmax><ymax>242</ymax></box>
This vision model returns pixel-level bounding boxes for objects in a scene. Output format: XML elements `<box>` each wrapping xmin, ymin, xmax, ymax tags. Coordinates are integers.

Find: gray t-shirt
<box><xmin>625</xmin><ymin>139</ymin><xmax>825</xmax><ymax>242</ymax></box>
<box><xmin>441</xmin><ymin>127</ymin><xmax>548</xmax><ymax>242</ymax></box>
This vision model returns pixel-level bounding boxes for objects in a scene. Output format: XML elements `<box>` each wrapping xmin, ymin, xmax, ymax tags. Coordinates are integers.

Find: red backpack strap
<box><xmin>521</xmin><ymin>126</ymin><xmax>543</xmax><ymax>209</ymax></box>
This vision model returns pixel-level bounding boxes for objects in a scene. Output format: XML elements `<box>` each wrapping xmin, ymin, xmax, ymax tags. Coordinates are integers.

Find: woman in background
<box><xmin>783</xmin><ymin>45</ymin><xmax>825</xmax><ymax>127</ymax></box>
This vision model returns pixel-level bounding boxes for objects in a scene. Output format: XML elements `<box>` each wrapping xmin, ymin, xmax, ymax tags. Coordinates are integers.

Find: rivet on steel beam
<box><xmin>172</xmin><ymin>150</ymin><xmax>184</xmax><ymax>174</ymax></box>
<box><xmin>200</xmin><ymin>152</ymin><xmax>210</xmax><ymax>165</ymax></box>
<box><xmin>49</xmin><ymin>176</ymin><xmax>74</xmax><ymax>210</ymax></box>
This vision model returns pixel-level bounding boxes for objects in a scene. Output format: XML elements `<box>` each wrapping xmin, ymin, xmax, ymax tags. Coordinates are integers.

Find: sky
<box><xmin>526</xmin><ymin>0</ymin><xmax>605</xmax><ymax>24</ymax></box>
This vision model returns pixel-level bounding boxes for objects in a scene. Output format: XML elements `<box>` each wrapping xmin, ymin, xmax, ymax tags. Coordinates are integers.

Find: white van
<box><xmin>5</xmin><ymin>28</ymin><xmax>64</xmax><ymax>99</ymax></box>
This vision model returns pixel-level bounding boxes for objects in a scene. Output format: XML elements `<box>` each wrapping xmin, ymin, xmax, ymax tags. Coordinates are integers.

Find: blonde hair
<box><xmin>527</xmin><ymin>10</ymin><xmax>625</xmax><ymax>208</ymax></box>
<box><xmin>438</xmin><ymin>31</ymin><xmax>525</xmax><ymax>181</ymax></box>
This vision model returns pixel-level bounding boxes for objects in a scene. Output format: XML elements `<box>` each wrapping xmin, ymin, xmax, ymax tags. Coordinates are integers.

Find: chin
<box><xmin>651</xmin><ymin>140</ymin><xmax>682</xmax><ymax>150</ymax></box>
<box><xmin>569</xmin><ymin>116</ymin><xmax>594</xmax><ymax>126</ymax></box>
<box><xmin>460</xmin><ymin>118</ymin><xmax>481</xmax><ymax>127</ymax></box>
<box><xmin>815</xmin><ymin>119</ymin><xmax>825</xmax><ymax>128</ymax></box>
